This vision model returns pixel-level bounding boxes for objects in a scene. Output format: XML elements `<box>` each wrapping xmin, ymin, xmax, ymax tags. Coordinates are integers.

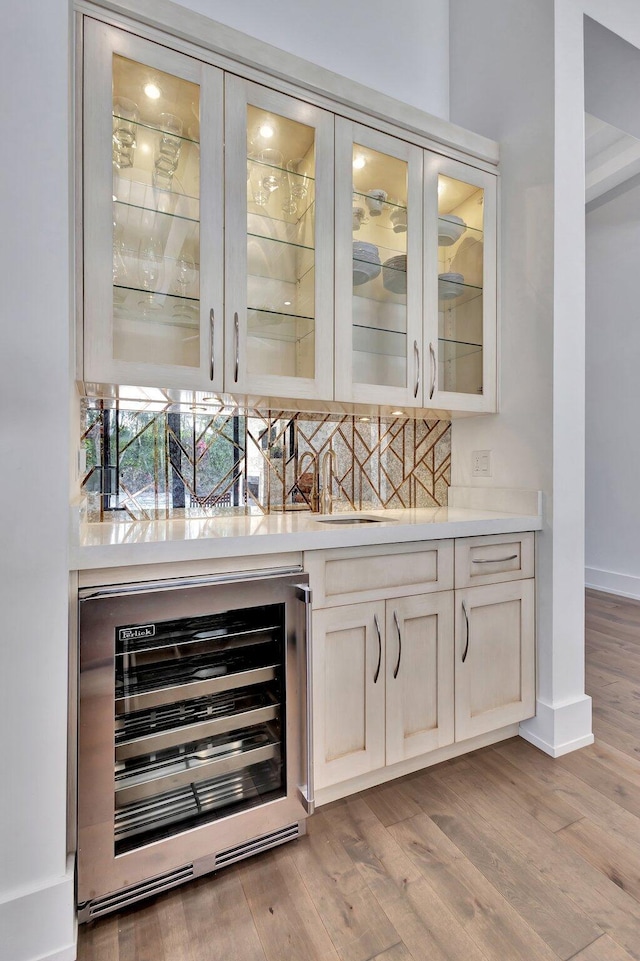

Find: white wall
<box><xmin>586</xmin><ymin>183</ymin><xmax>640</xmax><ymax>597</ymax></box>
<box><xmin>170</xmin><ymin>0</ymin><xmax>450</xmax><ymax>120</ymax></box>
<box><xmin>0</xmin><ymin>2</ymin><xmax>75</xmax><ymax>961</ymax></box>
<box><xmin>584</xmin><ymin>16</ymin><xmax>640</xmax><ymax>139</ymax></box>
<box><xmin>449</xmin><ymin>0</ymin><xmax>594</xmax><ymax>756</ymax></box>
<box><xmin>584</xmin><ymin>16</ymin><xmax>640</xmax><ymax>598</ymax></box>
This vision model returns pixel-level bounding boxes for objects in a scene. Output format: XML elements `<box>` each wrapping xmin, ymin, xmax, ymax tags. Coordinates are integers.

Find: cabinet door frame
<box><xmin>424</xmin><ymin>152</ymin><xmax>497</xmax><ymax>413</ymax></box>
<box><xmin>83</xmin><ymin>19</ymin><xmax>224</xmax><ymax>391</ymax></box>
<box><xmin>455</xmin><ymin>580</ymin><xmax>535</xmax><ymax>741</ymax></box>
<box><xmin>224</xmin><ymin>76</ymin><xmax>334</xmax><ymax>400</ymax></box>
<box><xmin>385</xmin><ymin>592</ymin><xmax>454</xmax><ymax>765</ymax></box>
<box><xmin>312</xmin><ymin>601</ymin><xmax>386</xmax><ymax>789</ymax></box>
<box><xmin>335</xmin><ymin>118</ymin><xmax>424</xmax><ymax>407</ymax></box>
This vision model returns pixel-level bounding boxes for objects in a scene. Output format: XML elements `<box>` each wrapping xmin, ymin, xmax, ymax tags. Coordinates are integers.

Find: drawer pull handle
<box><xmin>393</xmin><ymin>609</ymin><xmax>402</xmax><ymax>679</ymax></box>
<box><xmin>462</xmin><ymin>600</ymin><xmax>470</xmax><ymax>663</ymax></box>
<box><xmin>373</xmin><ymin>614</ymin><xmax>382</xmax><ymax>684</ymax></box>
<box><xmin>413</xmin><ymin>340</ymin><xmax>420</xmax><ymax>399</ymax></box>
<box><xmin>472</xmin><ymin>554</ymin><xmax>519</xmax><ymax>565</ymax></box>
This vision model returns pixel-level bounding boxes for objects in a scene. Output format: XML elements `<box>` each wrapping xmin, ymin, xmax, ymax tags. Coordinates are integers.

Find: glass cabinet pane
<box><xmin>437</xmin><ymin>174</ymin><xmax>484</xmax><ymax>396</ymax></box>
<box><xmin>351</xmin><ymin>145</ymin><xmax>409</xmax><ymax>390</ymax></box>
<box><xmin>244</xmin><ymin>105</ymin><xmax>316</xmax><ymax>381</ymax></box>
<box><xmin>111</xmin><ymin>55</ymin><xmax>201</xmax><ymax>368</ymax></box>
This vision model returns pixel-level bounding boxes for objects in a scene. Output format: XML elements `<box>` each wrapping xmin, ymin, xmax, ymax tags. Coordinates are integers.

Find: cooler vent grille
<box><xmin>80</xmin><ymin>865</ymin><xmax>194</xmax><ymax>921</ymax></box>
<box><xmin>215</xmin><ymin>823</ymin><xmax>301</xmax><ymax>868</ymax></box>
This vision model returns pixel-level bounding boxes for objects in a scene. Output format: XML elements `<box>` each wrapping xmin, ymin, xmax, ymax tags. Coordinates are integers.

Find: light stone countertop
<box><xmin>71</xmin><ymin>489</ymin><xmax>543</xmax><ymax>571</ymax></box>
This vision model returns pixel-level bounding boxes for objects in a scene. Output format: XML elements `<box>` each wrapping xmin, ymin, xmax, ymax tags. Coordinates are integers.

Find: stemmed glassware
<box><xmin>173</xmin><ymin>255</ymin><xmax>197</xmax><ymax>318</ymax></box>
<box><xmin>137</xmin><ymin>235</ymin><xmax>164</xmax><ymax>311</ymax></box>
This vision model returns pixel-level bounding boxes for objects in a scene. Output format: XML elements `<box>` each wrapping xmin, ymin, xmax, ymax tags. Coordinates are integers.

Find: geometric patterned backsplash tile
<box><xmin>81</xmin><ymin>400</ymin><xmax>450</xmax><ymax>522</ymax></box>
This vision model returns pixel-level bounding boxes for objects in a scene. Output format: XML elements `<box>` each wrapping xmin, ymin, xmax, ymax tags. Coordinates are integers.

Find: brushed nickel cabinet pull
<box><xmin>472</xmin><ymin>554</ymin><xmax>519</xmax><ymax>564</ymax></box>
<box><xmin>393</xmin><ymin>609</ymin><xmax>402</xmax><ymax>679</ymax></box>
<box><xmin>413</xmin><ymin>340</ymin><xmax>420</xmax><ymax>399</ymax></box>
<box><xmin>429</xmin><ymin>342</ymin><xmax>436</xmax><ymax>400</ymax></box>
<box><xmin>209</xmin><ymin>308</ymin><xmax>215</xmax><ymax>381</ymax></box>
<box><xmin>234</xmin><ymin>312</ymin><xmax>239</xmax><ymax>383</ymax></box>
<box><xmin>461</xmin><ymin>600</ymin><xmax>470</xmax><ymax>663</ymax></box>
<box><xmin>373</xmin><ymin>614</ymin><xmax>382</xmax><ymax>684</ymax></box>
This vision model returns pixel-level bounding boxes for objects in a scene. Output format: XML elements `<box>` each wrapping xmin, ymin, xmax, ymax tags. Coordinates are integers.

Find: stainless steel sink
<box><xmin>313</xmin><ymin>514</ymin><xmax>396</xmax><ymax>525</ymax></box>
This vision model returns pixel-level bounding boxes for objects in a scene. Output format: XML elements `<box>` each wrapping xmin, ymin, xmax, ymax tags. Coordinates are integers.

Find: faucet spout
<box><xmin>320</xmin><ymin>448</ymin><xmax>336</xmax><ymax>514</ymax></box>
<box><xmin>298</xmin><ymin>451</ymin><xmax>319</xmax><ymax>512</ymax></box>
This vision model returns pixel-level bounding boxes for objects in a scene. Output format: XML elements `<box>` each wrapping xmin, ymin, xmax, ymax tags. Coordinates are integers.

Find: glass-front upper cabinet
<box><xmin>334</xmin><ymin>120</ymin><xmax>423</xmax><ymax>407</ymax></box>
<box><xmin>424</xmin><ymin>154</ymin><xmax>497</xmax><ymax>412</ymax></box>
<box><xmin>224</xmin><ymin>77</ymin><xmax>334</xmax><ymax>401</ymax></box>
<box><xmin>82</xmin><ymin>20</ymin><xmax>224</xmax><ymax>391</ymax></box>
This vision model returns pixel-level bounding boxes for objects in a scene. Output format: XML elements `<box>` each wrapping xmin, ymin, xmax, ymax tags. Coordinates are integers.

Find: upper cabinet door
<box><xmin>83</xmin><ymin>20</ymin><xmax>224</xmax><ymax>391</ymax></box>
<box><xmin>224</xmin><ymin>77</ymin><xmax>334</xmax><ymax>401</ymax></box>
<box><xmin>335</xmin><ymin>120</ymin><xmax>424</xmax><ymax>408</ymax></box>
<box><xmin>424</xmin><ymin>154</ymin><xmax>497</xmax><ymax>412</ymax></box>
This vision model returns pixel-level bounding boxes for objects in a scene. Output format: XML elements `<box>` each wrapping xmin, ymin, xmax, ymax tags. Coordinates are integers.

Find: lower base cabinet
<box><xmin>312</xmin><ymin>593</ymin><xmax>454</xmax><ymax>790</ymax></box>
<box><xmin>455</xmin><ymin>579</ymin><xmax>535</xmax><ymax>741</ymax></box>
<box><xmin>308</xmin><ymin>534</ymin><xmax>536</xmax><ymax>795</ymax></box>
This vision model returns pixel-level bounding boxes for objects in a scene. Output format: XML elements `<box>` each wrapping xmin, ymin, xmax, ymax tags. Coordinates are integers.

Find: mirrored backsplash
<box><xmin>81</xmin><ymin>400</ymin><xmax>451</xmax><ymax>522</ymax></box>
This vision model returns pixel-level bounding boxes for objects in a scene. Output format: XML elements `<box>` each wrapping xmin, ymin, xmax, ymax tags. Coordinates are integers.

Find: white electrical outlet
<box><xmin>472</xmin><ymin>450</ymin><xmax>492</xmax><ymax>477</ymax></box>
<box><xmin>77</xmin><ymin>447</ymin><xmax>87</xmax><ymax>478</ymax></box>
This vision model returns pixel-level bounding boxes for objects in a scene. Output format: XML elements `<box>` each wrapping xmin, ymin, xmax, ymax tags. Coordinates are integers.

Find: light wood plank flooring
<box><xmin>78</xmin><ymin>588</ymin><xmax>640</xmax><ymax>961</ymax></box>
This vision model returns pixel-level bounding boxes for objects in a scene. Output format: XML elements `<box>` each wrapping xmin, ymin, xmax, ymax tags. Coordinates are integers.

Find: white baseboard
<box><xmin>0</xmin><ymin>859</ymin><xmax>76</xmax><ymax>961</ymax></box>
<box><xmin>519</xmin><ymin>695</ymin><xmax>593</xmax><ymax>757</ymax></box>
<box><xmin>585</xmin><ymin>566</ymin><xmax>640</xmax><ymax>601</ymax></box>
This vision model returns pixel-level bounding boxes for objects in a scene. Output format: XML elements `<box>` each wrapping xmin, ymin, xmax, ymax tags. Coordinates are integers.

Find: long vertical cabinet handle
<box><xmin>461</xmin><ymin>600</ymin><xmax>470</xmax><ymax>663</ymax></box>
<box><xmin>233</xmin><ymin>311</ymin><xmax>240</xmax><ymax>384</ymax></box>
<box><xmin>209</xmin><ymin>308</ymin><xmax>215</xmax><ymax>381</ymax></box>
<box><xmin>233</xmin><ymin>312</ymin><xmax>240</xmax><ymax>383</ymax></box>
<box><xmin>373</xmin><ymin>614</ymin><xmax>382</xmax><ymax>684</ymax></box>
<box><xmin>429</xmin><ymin>342</ymin><xmax>436</xmax><ymax>400</ymax></box>
<box><xmin>413</xmin><ymin>341</ymin><xmax>420</xmax><ymax>399</ymax></box>
<box><xmin>294</xmin><ymin>584</ymin><xmax>314</xmax><ymax>814</ymax></box>
<box><xmin>392</xmin><ymin>609</ymin><xmax>402</xmax><ymax>679</ymax></box>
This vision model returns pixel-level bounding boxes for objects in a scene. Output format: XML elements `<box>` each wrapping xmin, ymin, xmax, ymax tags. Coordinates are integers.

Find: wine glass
<box><xmin>173</xmin><ymin>256</ymin><xmax>197</xmax><ymax>318</ymax></box>
<box><xmin>137</xmin><ymin>236</ymin><xmax>164</xmax><ymax>311</ymax></box>
<box><xmin>258</xmin><ymin>148</ymin><xmax>283</xmax><ymax>194</ymax></box>
<box><xmin>286</xmin><ymin>158</ymin><xmax>309</xmax><ymax>201</ymax></box>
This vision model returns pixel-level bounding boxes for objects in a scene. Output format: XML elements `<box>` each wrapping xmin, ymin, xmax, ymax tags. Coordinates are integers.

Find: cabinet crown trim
<box><xmin>77</xmin><ymin>0</ymin><xmax>499</xmax><ymax>165</ymax></box>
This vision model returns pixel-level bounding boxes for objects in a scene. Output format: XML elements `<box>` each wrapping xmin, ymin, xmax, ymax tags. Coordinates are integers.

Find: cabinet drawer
<box><xmin>455</xmin><ymin>532</ymin><xmax>534</xmax><ymax>588</ymax></box>
<box><xmin>305</xmin><ymin>540</ymin><xmax>453</xmax><ymax>608</ymax></box>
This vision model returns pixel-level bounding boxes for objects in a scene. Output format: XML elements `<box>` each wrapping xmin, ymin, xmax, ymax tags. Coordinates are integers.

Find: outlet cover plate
<box><xmin>472</xmin><ymin>450</ymin><xmax>492</xmax><ymax>477</ymax></box>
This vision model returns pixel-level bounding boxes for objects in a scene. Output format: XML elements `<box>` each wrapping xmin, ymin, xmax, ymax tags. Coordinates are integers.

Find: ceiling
<box><xmin>585</xmin><ymin>112</ymin><xmax>640</xmax><ymax>204</ymax></box>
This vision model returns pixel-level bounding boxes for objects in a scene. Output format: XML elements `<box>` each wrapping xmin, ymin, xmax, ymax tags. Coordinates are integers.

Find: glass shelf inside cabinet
<box><xmin>438</xmin><ymin>337</ymin><xmax>483</xmax><ymax>361</ymax></box>
<box><xmin>248</xmin><ymin>308</ymin><xmax>315</xmax><ymax>344</ymax></box>
<box><xmin>246</xmin><ymin>232</ymin><xmax>315</xmax><ymax>285</ymax></box>
<box><xmin>353</xmin><ymin>324</ymin><xmax>406</xmax><ymax>358</ymax></box>
<box><xmin>112</xmin><ymin>54</ymin><xmax>202</xmax><ymax>369</ymax></box>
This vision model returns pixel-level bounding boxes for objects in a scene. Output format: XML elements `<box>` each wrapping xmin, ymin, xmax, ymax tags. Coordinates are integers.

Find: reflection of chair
<box><xmin>193</xmin><ymin>490</ymin><xmax>232</xmax><ymax>508</ymax></box>
<box><xmin>246</xmin><ymin>476</ymin><xmax>260</xmax><ymax>502</ymax></box>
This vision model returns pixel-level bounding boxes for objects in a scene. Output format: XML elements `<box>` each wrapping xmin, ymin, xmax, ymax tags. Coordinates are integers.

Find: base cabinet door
<box><xmin>313</xmin><ymin>602</ymin><xmax>386</xmax><ymax>789</ymax></box>
<box><xmin>385</xmin><ymin>593</ymin><xmax>454</xmax><ymax>765</ymax></box>
<box><xmin>455</xmin><ymin>580</ymin><xmax>535</xmax><ymax>741</ymax></box>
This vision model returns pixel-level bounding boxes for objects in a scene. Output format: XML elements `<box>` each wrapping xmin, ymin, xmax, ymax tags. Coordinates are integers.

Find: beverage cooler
<box><xmin>76</xmin><ymin>568</ymin><xmax>313</xmax><ymax>921</ymax></box>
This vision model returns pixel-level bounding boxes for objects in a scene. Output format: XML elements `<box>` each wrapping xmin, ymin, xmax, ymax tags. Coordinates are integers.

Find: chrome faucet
<box><xmin>320</xmin><ymin>448</ymin><xmax>336</xmax><ymax>514</ymax></box>
<box><xmin>298</xmin><ymin>451</ymin><xmax>319</xmax><ymax>512</ymax></box>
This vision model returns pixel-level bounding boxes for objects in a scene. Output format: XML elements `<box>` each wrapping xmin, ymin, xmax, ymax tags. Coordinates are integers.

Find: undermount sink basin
<box><xmin>313</xmin><ymin>513</ymin><xmax>396</xmax><ymax>525</ymax></box>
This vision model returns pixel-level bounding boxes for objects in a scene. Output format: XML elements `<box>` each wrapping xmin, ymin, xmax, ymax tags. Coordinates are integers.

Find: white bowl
<box><xmin>382</xmin><ymin>255</ymin><xmax>407</xmax><ymax>294</ymax></box>
<box><xmin>438</xmin><ymin>215</ymin><xmax>466</xmax><ymax>246</ymax></box>
<box><xmin>353</xmin><ymin>259</ymin><xmax>382</xmax><ymax>286</ymax></box>
<box><xmin>438</xmin><ymin>271</ymin><xmax>464</xmax><ymax>299</ymax></box>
